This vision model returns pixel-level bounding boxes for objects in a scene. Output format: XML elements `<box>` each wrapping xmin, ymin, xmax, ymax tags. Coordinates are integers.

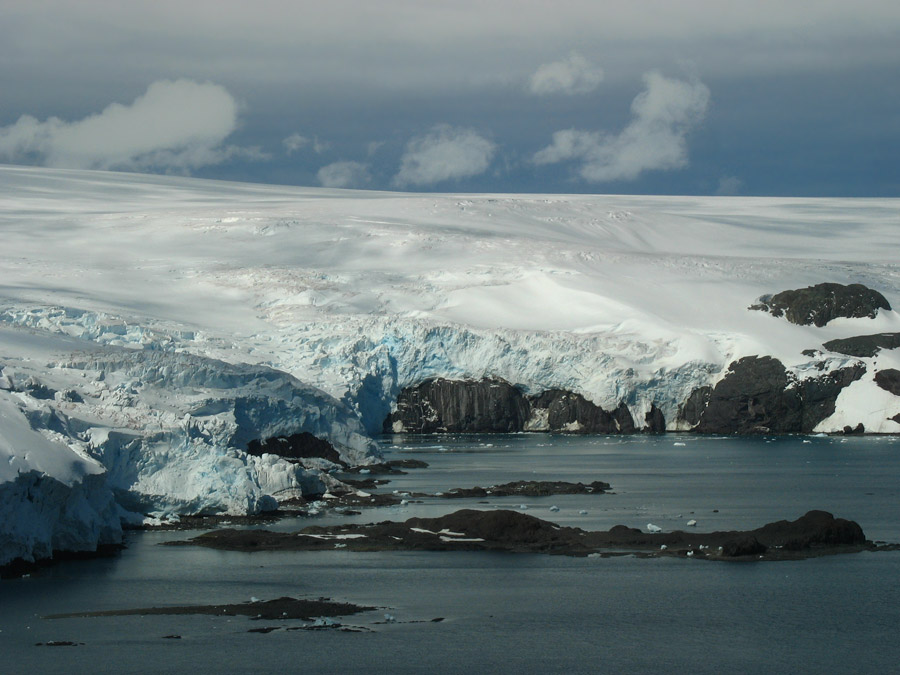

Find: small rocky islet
<box><xmin>169</xmin><ymin>508</ymin><xmax>891</xmax><ymax>562</ymax></box>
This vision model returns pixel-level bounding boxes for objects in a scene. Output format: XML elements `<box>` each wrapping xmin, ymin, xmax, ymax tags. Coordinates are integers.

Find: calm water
<box><xmin>3</xmin><ymin>434</ymin><xmax>900</xmax><ymax>674</ymax></box>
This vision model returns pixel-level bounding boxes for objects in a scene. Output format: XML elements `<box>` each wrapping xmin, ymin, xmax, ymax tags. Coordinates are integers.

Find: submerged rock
<box><xmin>749</xmin><ymin>282</ymin><xmax>891</xmax><ymax>326</ymax></box>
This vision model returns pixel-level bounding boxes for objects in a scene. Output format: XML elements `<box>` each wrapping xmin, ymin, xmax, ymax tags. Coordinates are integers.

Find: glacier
<box><xmin>1</xmin><ymin>164</ymin><xmax>899</xmax><ymax>568</ymax></box>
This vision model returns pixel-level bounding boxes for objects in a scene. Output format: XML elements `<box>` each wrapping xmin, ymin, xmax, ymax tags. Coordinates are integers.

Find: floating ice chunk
<box><xmin>549</xmin><ymin>505</ymin><xmax>560</xmax><ymax>512</ymax></box>
<box><xmin>400</xmin><ymin>499</ymin><xmax>409</xmax><ymax>506</ymax></box>
<box><xmin>359</xmin><ymin>469</ymin><xmax>371</xmax><ymax>475</ymax></box>
<box><xmin>686</xmin><ymin>550</ymin><xmax>694</xmax><ymax>557</ymax></box>
<box><xmin>384</xmin><ymin>614</ymin><xmax>396</xmax><ymax>623</ymax></box>
<box><xmin>673</xmin><ymin>442</ymin><xmax>686</xmax><ymax>447</ymax></box>
<box><xmin>579</xmin><ymin>510</ymin><xmax>588</xmax><ymax>515</ymax></box>
<box><xmin>686</xmin><ymin>519</ymin><xmax>697</xmax><ymax>527</ymax></box>
<box><xmin>660</xmin><ymin>544</ymin><xmax>667</xmax><ymax>550</ymax></box>
<box><xmin>519</xmin><ymin>504</ymin><xmax>528</xmax><ymax>510</ymax></box>
<box><xmin>646</xmin><ymin>523</ymin><xmax>662</xmax><ymax>533</ymax></box>
<box><xmin>250</xmin><ymin>597</ymin><xmax>260</xmax><ymax>603</ymax></box>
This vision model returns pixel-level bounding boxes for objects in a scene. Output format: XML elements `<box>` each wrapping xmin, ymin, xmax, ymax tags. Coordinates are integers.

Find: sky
<box><xmin>1</xmin><ymin>0</ymin><xmax>899</xmax><ymax>196</ymax></box>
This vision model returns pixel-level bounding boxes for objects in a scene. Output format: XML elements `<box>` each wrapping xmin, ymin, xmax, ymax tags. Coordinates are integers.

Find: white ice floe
<box><xmin>646</xmin><ymin>523</ymin><xmax>662</xmax><ymax>533</ymax></box>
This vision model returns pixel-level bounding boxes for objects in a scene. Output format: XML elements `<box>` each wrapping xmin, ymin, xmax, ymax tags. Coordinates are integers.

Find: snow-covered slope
<box><xmin>1</xmin><ymin>165</ymin><xmax>899</xmax><ymax>564</ymax></box>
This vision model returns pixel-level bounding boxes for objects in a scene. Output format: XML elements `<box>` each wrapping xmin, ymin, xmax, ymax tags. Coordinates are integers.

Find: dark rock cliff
<box><xmin>247</xmin><ymin>432</ymin><xmax>344</xmax><ymax>466</ymax></box>
<box><xmin>385</xmin><ymin>379</ymin><xmax>641</xmax><ymax>434</ymax></box>
<box><xmin>384</xmin><ymin>378</ymin><xmax>530</xmax><ymax>433</ymax></box>
<box><xmin>691</xmin><ymin>356</ymin><xmax>865</xmax><ymax>434</ymax></box>
<box><xmin>528</xmin><ymin>389</ymin><xmax>636</xmax><ymax>434</ymax></box>
<box><xmin>750</xmin><ymin>283</ymin><xmax>891</xmax><ymax>326</ymax></box>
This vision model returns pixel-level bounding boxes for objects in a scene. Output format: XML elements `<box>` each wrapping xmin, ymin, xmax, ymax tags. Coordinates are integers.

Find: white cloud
<box><xmin>283</xmin><ymin>133</ymin><xmax>309</xmax><ymax>154</ymax></box>
<box><xmin>393</xmin><ymin>124</ymin><xmax>495</xmax><ymax>187</ymax></box>
<box><xmin>312</xmin><ymin>137</ymin><xmax>331</xmax><ymax>155</ymax></box>
<box><xmin>0</xmin><ymin>79</ymin><xmax>253</xmax><ymax>172</ymax></box>
<box><xmin>317</xmin><ymin>161</ymin><xmax>371</xmax><ymax>188</ymax></box>
<box><xmin>716</xmin><ymin>175</ymin><xmax>743</xmax><ymax>195</ymax></box>
<box><xmin>529</xmin><ymin>52</ymin><xmax>603</xmax><ymax>95</ymax></box>
<box><xmin>533</xmin><ymin>71</ymin><xmax>710</xmax><ymax>182</ymax></box>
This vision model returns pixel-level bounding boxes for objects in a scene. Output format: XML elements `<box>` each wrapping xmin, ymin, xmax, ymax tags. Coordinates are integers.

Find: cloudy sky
<box><xmin>2</xmin><ymin>1</ymin><xmax>898</xmax><ymax>195</ymax></box>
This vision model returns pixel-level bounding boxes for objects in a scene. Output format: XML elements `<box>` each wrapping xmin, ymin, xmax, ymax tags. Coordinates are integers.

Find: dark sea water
<box><xmin>3</xmin><ymin>434</ymin><xmax>900</xmax><ymax>674</ymax></box>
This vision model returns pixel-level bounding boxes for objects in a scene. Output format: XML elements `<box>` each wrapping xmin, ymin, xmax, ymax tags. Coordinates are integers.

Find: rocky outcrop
<box><xmin>750</xmin><ymin>283</ymin><xmax>891</xmax><ymax>326</ymax></box>
<box><xmin>386</xmin><ymin>360</ymin><xmax>867</xmax><ymax>437</ymax></box>
<box><xmin>527</xmin><ymin>390</ymin><xmax>635</xmax><ymax>434</ymax></box>
<box><xmin>822</xmin><ymin>333</ymin><xmax>900</xmax><ymax>358</ymax></box>
<box><xmin>385</xmin><ymin>379</ymin><xmax>638</xmax><ymax>434</ymax></box>
<box><xmin>798</xmin><ymin>364</ymin><xmax>868</xmax><ymax>431</ymax></box>
<box><xmin>677</xmin><ymin>386</ymin><xmax>712</xmax><ymax>427</ymax></box>
<box><xmin>177</xmin><ymin>508</ymin><xmax>876</xmax><ymax>561</ymax></box>
<box><xmin>246</xmin><ymin>432</ymin><xmax>344</xmax><ymax>466</ymax></box>
<box><xmin>692</xmin><ymin>356</ymin><xmax>865</xmax><ymax>434</ymax></box>
<box><xmin>874</xmin><ymin>369</ymin><xmax>900</xmax><ymax>396</ymax></box>
<box><xmin>695</xmin><ymin>356</ymin><xmax>800</xmax><ymax>434</ymax></box>
<box><xmin>384</xmin><ymin>378</ymin><xmax>530</xmax><ymax>433</ymax></box>
<box><xmin>644</xmin><ymin>404</ymin><xmax>666</xmax><ymax>433</ymax></box>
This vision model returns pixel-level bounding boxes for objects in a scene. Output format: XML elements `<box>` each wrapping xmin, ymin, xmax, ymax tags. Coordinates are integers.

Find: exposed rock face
<box><xmin>693</xmin><ymin>356</ymin><xmax>865</xmax><ymax>434</ymax></box>
<box><xmin>695</xmin><ymin>356</ymin><xmax>801</xmax><ymax>434</ymax></box>
<box><xmin>644</xmin><ymin>404</ymin><xmax>666</xmax><ymax>433</ymax></box>
<box><xmin>528</xmin><ymin>390</ymin><xmax>635</xmax><ymax>434</ymax></box>
<box><xmin>246</xmin><ymin>432</ymin><xmax>344</xmax><ymax>466</ymax></box>
<box><xmin>384</xmin><ymin>378</ymin><xmax>530</xmax><ymax>433</ymax></box>
<box><xmin>750</xmin><ymin>283</ymin><xmax>891</xmax><ymax>326</ymax></box>
<box><xmin>386</xmin><ymin>360</ymin><xmax>865</xmax><ymax>436</ymax></box>
<box><xmin>874</xmin><ymin>369</ymin><xmax>900</xmax><ymax>396</ymax></box>
<box><xmin>385</xmin><ymin>379</ymin><xmax>638</xmax><ymax>434</ymax></box>
<box><xmin>822</xmin><ymin>333</ymin><xmax>900</xmax><ymax>358</ymax></box>
<box><xmin>798</xmin><ymin>364</ymin><xmax>868</xmax><ymax>431</ymax></box>
<box><xmin>677</xmin><ymin>386</ymin><xmax>711</xmax><ymax>427</ymax></box>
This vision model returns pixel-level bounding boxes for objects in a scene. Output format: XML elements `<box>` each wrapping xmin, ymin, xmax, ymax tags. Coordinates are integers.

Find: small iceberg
<box><xmin>549</xmin><ymin>505</ymin><xmax>560</xmax><ymax>512</ymax></box>
<box><xmin>686</xmin><ymin>519</ymin><xmax>697</xmax><ymax>527</ymax></box>
<box><xmin>646</xmin><ymin>523</ymin><xmax>662</xmax><ymax>533</ymax></box>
